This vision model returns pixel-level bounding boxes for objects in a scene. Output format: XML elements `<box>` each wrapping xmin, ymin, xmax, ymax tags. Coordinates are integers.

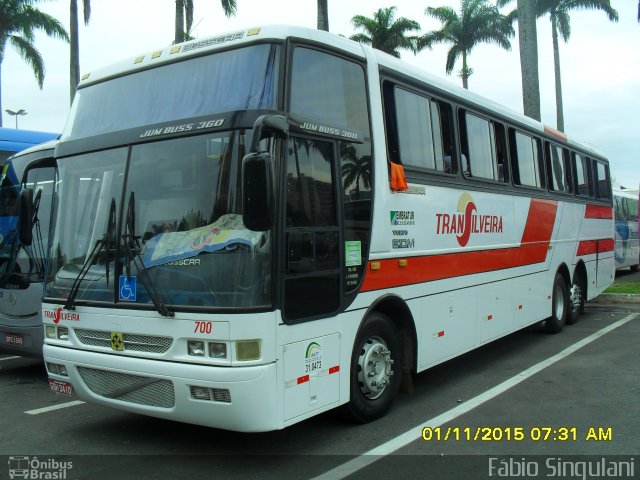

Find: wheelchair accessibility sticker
<box><xmin>119</xmin><ymin>275</ymin><xmax>137</xmax><ymax>302</ymax></box>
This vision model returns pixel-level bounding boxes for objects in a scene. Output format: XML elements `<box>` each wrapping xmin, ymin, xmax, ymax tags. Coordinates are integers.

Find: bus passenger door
<box><xmin>281</xmin><ymin>136</ymin><xmax>342</xmax><ymax>421</ymax></box>
<box><xmin>282</xmin><ymin>136</ymin><xmax>341</xmax><ymax>322</ymax></box>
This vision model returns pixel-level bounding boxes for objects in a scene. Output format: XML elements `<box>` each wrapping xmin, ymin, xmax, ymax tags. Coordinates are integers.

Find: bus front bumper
<box><xmin>43</xmin><ymin>344</ymin><xmax>280</xmax><ymax>432</ymax></box>
<box><xmin>0</xmin><ymin>320</ymin><xmax>44</xmax><ymax>358</ymax></box>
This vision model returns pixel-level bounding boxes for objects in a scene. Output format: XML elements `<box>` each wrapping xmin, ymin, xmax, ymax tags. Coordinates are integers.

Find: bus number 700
<box><xmin>194</xmin><ymin>321</ymin><xmax>213</xmax><ymax>334</ymax></box>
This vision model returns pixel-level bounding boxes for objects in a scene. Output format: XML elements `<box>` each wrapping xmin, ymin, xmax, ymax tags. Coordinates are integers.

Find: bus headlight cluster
<box><xmin>44</xmin><ymin>325</ymin><xmax>69</xmax><ymax>341</ymax></box>
<box><xmin>187</xmin><ymin>340</ymin><xmax>228</xmax><ymax>359</ymax></box>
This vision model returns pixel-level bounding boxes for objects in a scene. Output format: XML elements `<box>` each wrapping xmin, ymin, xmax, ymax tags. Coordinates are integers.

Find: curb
<box><xmin>589</xmin><ymin>293</ymin><xmax>640</xmax><ymax>304</ymax></box>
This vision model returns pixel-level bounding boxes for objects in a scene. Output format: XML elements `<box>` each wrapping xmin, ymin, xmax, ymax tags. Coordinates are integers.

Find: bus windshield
<box><xmin>0</xmin><ymin>163</ymin><xmax>20</xmax><ymax>272</ymax></box>
<box><xmin>45</xmin><ymin>131</ymin><xmax>272</xmax><ymax>309</ymax></box>
<box><xmin>0</xmin><ymin>157</ymin><xmax>55</xmax><ymax>282</ymax></box>
<box><xmin>62</xmin><ymin>43</ymin><xmax>280</xmax><ymax>140</ymax></box>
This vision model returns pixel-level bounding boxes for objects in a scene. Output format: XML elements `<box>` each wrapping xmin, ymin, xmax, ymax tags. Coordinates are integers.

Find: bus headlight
<box><xmin>236</xmin><ymin>340</ymin><xmax>260</xmax><ymax>361</ymax></box>
<box><xmin>57</xmin><ymin>326</ymin><xmax>69</xmax><ymax>341</ymax></box>
<box><xmin>187</xmin><ymin>340</ymin><xmax>205</xmax><ymax>356</ymax></box>
<box><xmin>208</xmin><ymin>342</ymin><xmax>227</xmax><ymax>359</ymax></box>
<box><xmin>45</xmin><ymin>325</ymin><xmax>57</xmax><ymax>339</ymax></box>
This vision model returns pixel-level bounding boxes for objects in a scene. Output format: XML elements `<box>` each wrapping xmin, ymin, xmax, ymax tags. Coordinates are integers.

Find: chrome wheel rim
<box><xmin>356</xmin><ymin>336</ymin><xmax>394</xmax><ymax>400</ymax></box>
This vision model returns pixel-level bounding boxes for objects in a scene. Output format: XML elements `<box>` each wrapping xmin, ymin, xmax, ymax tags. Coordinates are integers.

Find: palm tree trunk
<box><xmin>70</xmin><ymin>0</ymin><xmax>80</xmax><ymax>105</ymax></box>
<box><xmin>175</xmin><ymin>0</ymin><xmax>185</xmax><ymax>44</ymax></box>
<box><xmin>461</xmin><ymin>50</ymin><xmax>469</xmax><ymax>89</ymax></box>
<box><xmin>317</xmin><ymin>0</ymin><xmax>329</xmax><ymax>31</ymax></box>
<box><xmin>517</xmin><ymin>0</ymin><xmax>541</xmax><ymax>121</ymax></box>
<box><xmin>551</xmin><ymin>16</ymin><xmax>565</xmax><ymax>132</ymax></box>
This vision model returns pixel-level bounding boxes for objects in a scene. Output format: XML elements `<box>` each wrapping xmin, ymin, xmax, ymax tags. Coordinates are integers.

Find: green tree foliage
<box><xmin>535</xmin><ymin>0</ymin><xmax>618</xmax><ymax>132</ymax></box>
<box><xmin>419</xmin><ymin>0</ymin><xmax>514</xmax><ymax>89</ymax></box>
<box><xmin>350</xmin><ymin>6</ymin><xmax>421</xmax><ymax>58</ymax></box>
<box><xmin>174</xmin><ymin>0</ymin><xmax>237</xmax><ymax>44</ymax></box>
<box><xmin>0</xmin><ymin>0</ymin><xmax>69</xmax><ymax>126</ymax></box>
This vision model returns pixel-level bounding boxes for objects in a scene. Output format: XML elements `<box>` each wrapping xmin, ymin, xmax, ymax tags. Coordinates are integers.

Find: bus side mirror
<box><xmin>18</xmin><ymin>188</ymin><xmax>34</xmax><ymax>246</ymax></box>
<box><xmin>248</xmin><ymin>114</ymin><xmax>288</xmax><ymax>153</ymax></box>
<box><xmin>242</xmin><ymin>152</ymin><xmax>274</xmax><ymax>231</ymax></box>
<box><xmin>242</xmin><ymin>115</ymin><xmax>288</xmax><ymax>232</ymax></box>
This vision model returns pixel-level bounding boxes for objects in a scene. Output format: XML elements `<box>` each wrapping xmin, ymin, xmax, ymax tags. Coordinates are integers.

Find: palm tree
<box><xmin>317</xmin><ymin>0</ymin><xmax>329</xmax><ymax>31</ymax></box>
<box><xmin>174</xmin><ymin>0</ymin><xmax>237</xmax><ymax>44</ymax></box>
<box><xmin>0</xmin><ymin>0</ymin><xmax>69</xmax><ymax>127</ymax></box>
<box><xmin>536</xmin><ymin>0</ymin><xmax>618</xmax><ymax>132</ymax></box>
<box><xmin>70</xmin><ymin>0</ymin><xmax>91</xmax><ymax>105</ymax></box>
<box><xmin>516</xmin><ymin>0</ymin><xmax>541</xmax><ymax>121</ymax></box>
<box><xmin>497</xmin><ymin>0</ymin><xmax>541</xmax><ymax>120</ymax></box>
<box><xmin>419</xmin><ymin>0</ymin><xmax>514</xmax><ymax>89</ymax></box>
<box><xmin>350</xmin><ymin>7</ymin><xmax>421</xmax><ymax>58</ymax></box>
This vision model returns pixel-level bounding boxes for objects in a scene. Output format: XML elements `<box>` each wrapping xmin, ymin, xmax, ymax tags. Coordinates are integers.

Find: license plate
<box><xmin>48</xmin><ymin>379</ymin><xmax>73</xmax><ymax>396</ymax></box>
<box><xmin>4</xmin><ymin>333</ymin><xmax>24</xmax><ymax>346</ymax></box>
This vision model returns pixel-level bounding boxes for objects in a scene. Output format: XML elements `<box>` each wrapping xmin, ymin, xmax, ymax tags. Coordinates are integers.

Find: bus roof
<box><xmin>0</xmin><ymin>127</ymin><xmax>58</xmax><ymax>152</ymax></box>
<box><xmin>76</xmin><ymin>24</ymin><xmax>605</xmax><ymax>161</ymax></box>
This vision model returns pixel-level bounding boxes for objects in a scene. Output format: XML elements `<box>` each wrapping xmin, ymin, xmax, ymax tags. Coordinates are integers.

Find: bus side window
<box><xmin>572</xmin><ymin>152</ymin><xmax>592</xmax><ymax>197</ymax></box>
<box><xmin>510</xmin><ymin>130</ymin><xmax>543</xmax><ymax>189</ymax></box>
<box><xmin>593</xmin><ymin>159</ymin><xmax>611</xmax><ymax>200</ymax></box>
<box><xmin>546</xmin><ymin>142</ymin><xmax>571</xmax><ymax>193</ymax></box>
<box><xmin>460</xmin><ymin>111</ymin><xmax>502</xmax><ymax>181</ymax></box>
<box><xmin>383</xmin><ymin>83</ymin><xmax>453</xmax><ymax>175</ymax></box>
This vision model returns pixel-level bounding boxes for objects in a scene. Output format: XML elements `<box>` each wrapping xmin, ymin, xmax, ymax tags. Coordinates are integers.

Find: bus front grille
<box><xmin>77</xmin><ymin>367</ymin><xmax>175</xmax><ymax>408</ymax></box>
<box><xmin>74</xmin><ymin>328</ymin><xmax>173</xmax><ymax>353</ymax></box>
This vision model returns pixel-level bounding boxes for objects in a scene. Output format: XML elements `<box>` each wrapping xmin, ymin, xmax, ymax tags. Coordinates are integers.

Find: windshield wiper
<box><xmin>64</xmin><ymin>198</ymin><xmax>117</xmax><ymax>311</ymax></box>
<box><xmin>121</xmin><ymin>191</ymin><xmax>174</xmax><ymax>317</ymax></box>
<box><xmin>29</xmin><ymin>188</ymin><xmax>46</xmax><ymax>276</ymax></box>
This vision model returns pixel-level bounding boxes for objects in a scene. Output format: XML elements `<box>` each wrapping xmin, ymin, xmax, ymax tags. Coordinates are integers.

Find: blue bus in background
<box><xmin>613</xmin><ymin>187</ymin><xmax>640</xmax><ymax>272</ymax></box>
<box><xmin>0</xmin><ymin>127</ymin><xmax>58</xmax><ymax>165</ymax></box>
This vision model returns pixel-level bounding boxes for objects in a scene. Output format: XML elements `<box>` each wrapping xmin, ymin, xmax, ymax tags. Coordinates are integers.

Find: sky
<box><xmin>2</xmin><ymin>0</ymin><xmax>638</xmax><ymax>189</ymax></box>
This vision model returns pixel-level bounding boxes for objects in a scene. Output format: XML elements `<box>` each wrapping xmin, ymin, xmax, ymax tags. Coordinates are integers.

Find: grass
<box><xmin>604</xmin><ymin>280</ymin><xmax>640</xmax><ymax>295</ymax></box>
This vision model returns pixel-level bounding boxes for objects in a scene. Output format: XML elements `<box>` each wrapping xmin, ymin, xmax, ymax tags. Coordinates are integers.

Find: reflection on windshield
<box><xmin>46</xmin><ymin>131</ymin><xmax>272</xmax><ymax>309</ymax></box>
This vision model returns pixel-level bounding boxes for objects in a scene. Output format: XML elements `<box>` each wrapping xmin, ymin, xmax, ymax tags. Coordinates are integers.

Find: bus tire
<box><xmin>631</xmin><ymin>265</ymin><xmax>638</xmax><ymax>273</ymax></box>
<box><xmin>346</xmin><ymin>312</ymin><xmax>402</xmax><ymax>423</ymax></box>
<box><xmin>566</xmin><ymin>271</ymin><xmax>585</xmax><ymax>325</ymax></box>
<box><xmin>545</xmin><ymin>273</ymin><xmax>568</xmax><ymax>333</ymax></box>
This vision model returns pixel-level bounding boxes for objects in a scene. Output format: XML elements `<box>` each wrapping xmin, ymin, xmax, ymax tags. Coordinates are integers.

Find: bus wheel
<box><xmin>545</xmin><ymin>273</ymin><xmax>568</xmax><ymax>333</ymax></box>
<box><xmin>567</xmin><ymin>273</ymin><xmax>584</xmax><ymax>325</ymax></box>
<box><xmin>347</xmin><ymin>312</ymin><xmax>402</xmax><ymax>423</ymax></box>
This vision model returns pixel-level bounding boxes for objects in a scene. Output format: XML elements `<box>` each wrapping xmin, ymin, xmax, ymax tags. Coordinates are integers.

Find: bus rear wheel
<box><xmin>346</xmin><ymin>312</ymin><xmax>402</xmax><ymax>423</ymax></box>
<box><xmin>545</xmin><ymin>273</ymin><xmax>568</xmax><ymax>333</ymax></box>
<box><xmin>567</xmin><ymin>272</ymin><xmax>585</xmax><ymax>325</ymax></box>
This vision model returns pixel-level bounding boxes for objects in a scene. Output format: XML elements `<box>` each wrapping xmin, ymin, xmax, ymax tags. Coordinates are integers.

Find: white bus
<box><xmin>613</xmin><ymin>188</ymin><xmax>639</xmax><ymax>271</ymax></box>
<box><xmin>0</xmin><ymin>141</ymin><xmax>56</xmax><ymax>358</ymax></box>
<box><xmin>42</xmin><ymin>26</ymin><xmax>613</xmax><ymax>432</ymax></box>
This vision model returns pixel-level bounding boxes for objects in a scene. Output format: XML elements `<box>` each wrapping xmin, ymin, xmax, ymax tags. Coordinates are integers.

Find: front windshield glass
<box><xmin>46</xmin><ymin>131</ymin><xmax>272</xmax><ymax>309</ymax></box>
<box><xmin>0</xmin><ymin>163</ymin><xmax>21</xmax><ymax>273</ymax></box>
<box><xmin>0</xmin><ymin>160</ymin><xmax>55</xmax><ymax>281</ymax></box>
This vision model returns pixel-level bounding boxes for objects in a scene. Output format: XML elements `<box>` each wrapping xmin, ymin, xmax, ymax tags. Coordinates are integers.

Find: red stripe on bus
<box><xmin>576</xmin><ymin>238</ymin><xmax>614</xmax><ymax>256</ymax></box>
<box><xmin>584</xmin><ymin>205</ymin><xmax>613</xmax><ymax>219</ymax></box>
<box><xmin>329</xmin><ymin>366</ymin><xmax>340</xmax><ymax>374</ymax></box>
<box><xmin>361</xmin><ymin>199</ymin><xmax>557</xmax><ymax>292</ymax></box>
<box><xmin>297</xmin><ymin>375</ymin><xmax>309</xmax><ymax>385</ymax></box>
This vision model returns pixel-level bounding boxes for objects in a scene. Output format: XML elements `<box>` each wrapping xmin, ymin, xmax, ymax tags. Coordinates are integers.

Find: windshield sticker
<box><xmin>119</xmin><ymin>275</ymin><xmax>137</xmax><ymax>302</ymax></box>
<box><xmin>345</xmin><ymin>241</ymin><xmax>361</xmax><ymax>267</ymax></box>
<box><xmin>141</xmin><ymin>214</ymin><xmax>264</xmax><ymax>268</ymax></box>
